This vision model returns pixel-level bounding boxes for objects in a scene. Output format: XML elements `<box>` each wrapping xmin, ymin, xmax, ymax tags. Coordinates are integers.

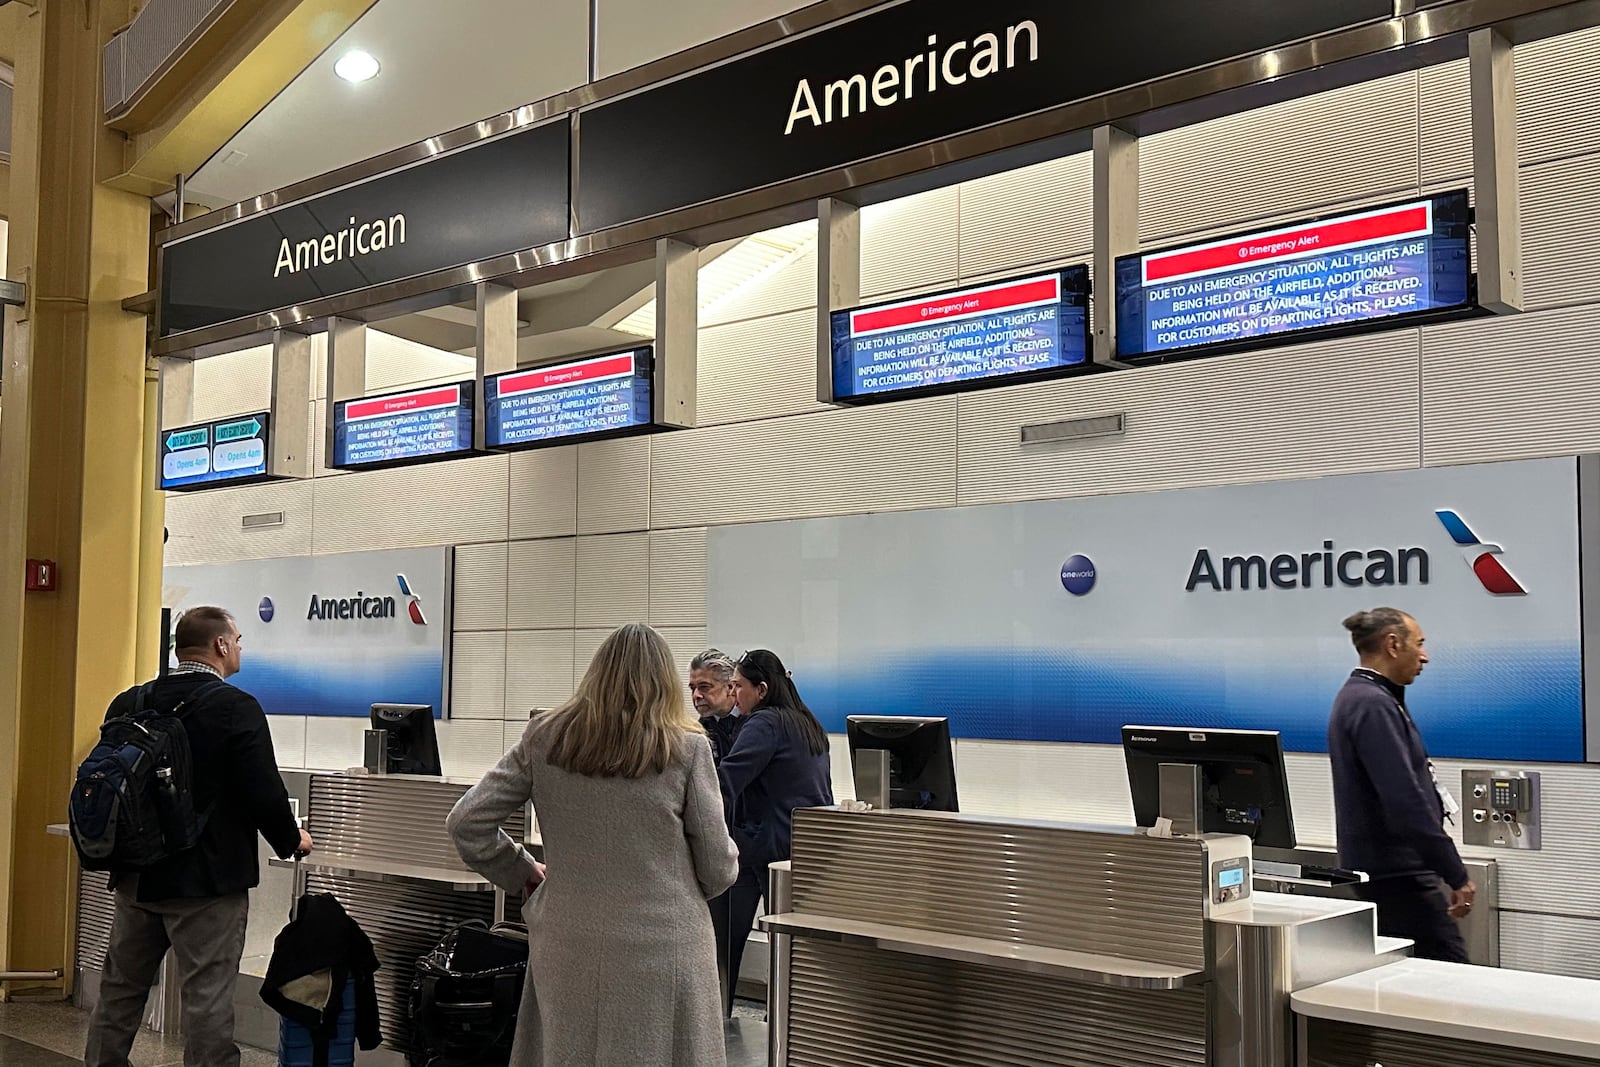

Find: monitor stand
<box><xmin>1157</xmin><ymin>761</ymin><xmax>1203</xmax><ymax>836</ymax></box>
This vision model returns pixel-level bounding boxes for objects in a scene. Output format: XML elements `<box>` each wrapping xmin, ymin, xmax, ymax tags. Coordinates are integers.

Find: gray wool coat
<box><xmin>447</xmin><ymin>722</ymin><xmax>740</xmax><ymax>1067</ymax></box>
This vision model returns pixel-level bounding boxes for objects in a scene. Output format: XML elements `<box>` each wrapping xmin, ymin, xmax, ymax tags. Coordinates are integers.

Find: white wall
<box><xmin>164</xmin><ymin>27</ymin><xmax>1600</xmax><ymax>979</ymax></box>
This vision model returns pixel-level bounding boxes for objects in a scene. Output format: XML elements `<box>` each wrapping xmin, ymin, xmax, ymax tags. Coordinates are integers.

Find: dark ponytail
<box><xmin>737</xmin><ymin>649</ymin><xmax>829</xmax><ymax>756</ymax></box>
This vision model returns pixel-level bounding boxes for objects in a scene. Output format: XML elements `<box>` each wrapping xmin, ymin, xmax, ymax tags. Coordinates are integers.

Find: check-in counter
<box><xmin>761</xmin><ymin>807</ymin><xmax>1405</xmax><ymax>1067</ymax></box>
<box><xmin>1295</xmin><ymin>959</ymin><xmax>1600</xmax><ymax>1065</ymax></box>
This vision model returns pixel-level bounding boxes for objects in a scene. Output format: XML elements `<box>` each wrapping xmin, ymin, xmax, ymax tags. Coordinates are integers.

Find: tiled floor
<box><xmin>0</xmin><ymin>1000</ymin><xmax>277</xmax><ymax>1067</ymax></box>
<box><xmin>0</xmin><ymin>997</ymin><xmax>769</xmax><ymax>1065</ymax></box>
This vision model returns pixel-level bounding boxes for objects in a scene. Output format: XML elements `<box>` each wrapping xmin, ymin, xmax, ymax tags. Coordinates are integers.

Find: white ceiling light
<box><xmin>334</xmin><ymin>50</ymin><xmax>381</xmax><ymax>84</ymax></box>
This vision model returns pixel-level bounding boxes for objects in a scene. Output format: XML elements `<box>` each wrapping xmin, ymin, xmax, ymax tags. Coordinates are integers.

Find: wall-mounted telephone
<box><xmin>1463</xmin><ymin>770</ymin><xmax>1541</xmax><ymax>850</ymax></box>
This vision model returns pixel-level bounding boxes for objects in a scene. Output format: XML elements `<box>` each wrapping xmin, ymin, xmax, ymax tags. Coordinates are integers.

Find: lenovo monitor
<box><xmin>1122</xmin><ymin>725</ymin><xmax>1296</xmax><ymax>848</ymax></box>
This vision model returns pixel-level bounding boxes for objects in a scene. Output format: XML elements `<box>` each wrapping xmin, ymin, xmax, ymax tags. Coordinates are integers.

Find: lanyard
<box><xmin>1353</xmin><ymin>670</ymin><xmax>1458</xmax><ymax>824</ymax></box>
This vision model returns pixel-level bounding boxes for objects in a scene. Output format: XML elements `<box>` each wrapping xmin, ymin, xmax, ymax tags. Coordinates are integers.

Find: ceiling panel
<box><xmin>185</xmin><ymin>0</ymin><xmax>589</xmax><ymax>208</ymax></box>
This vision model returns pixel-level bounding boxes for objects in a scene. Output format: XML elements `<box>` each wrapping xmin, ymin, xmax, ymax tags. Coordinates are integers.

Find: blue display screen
<box><xmin>829</xmin><ymin>267</ymin><xmax>1091</xmax><ymax>403</ymax></box>
<box><xmin>1219</xmin><ymin>867</ymin><xmax>1245</xmax><ymax>889</ymax></box>
<box><xmin>160</xmin><ymin>412</ymin><xmax>271</xmax><ymax>491</ymax></box>
<box><xmin>484</xmin><ymin>347</ymin><xmax>654</xmax><ymax>450</ymax></box>
<box><xmin>1115</xmin><ymin>190</ymin><xmax>1473</xmax><ymax>360</ymax></box>
<box><xmin>332</xmin><ymin>380</ymin><xmax>475</xmax><ymax>470</ymax></box>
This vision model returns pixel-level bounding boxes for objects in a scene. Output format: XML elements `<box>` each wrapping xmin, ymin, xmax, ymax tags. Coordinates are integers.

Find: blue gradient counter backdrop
<box><xmin>164</xmin><ymin>546</ymin><xmax>452</xmax><ymax>718</ymax></box>
<box><xmin>708</xmin><ymin>458</ymin><xmax>1588</xmax><ymax>763</ymax></box>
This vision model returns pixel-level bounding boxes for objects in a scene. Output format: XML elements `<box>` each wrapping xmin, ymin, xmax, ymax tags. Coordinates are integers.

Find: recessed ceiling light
<box><xmin>334</xmin><ymin>50</ymin><xmax>380</xmax><ymax>83</ymax></box>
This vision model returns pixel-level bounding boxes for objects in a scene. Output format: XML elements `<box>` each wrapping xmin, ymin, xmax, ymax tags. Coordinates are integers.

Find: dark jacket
<box><xmin>105</xmin><ymin>671</ymin><xmax>301</xmax><ymax>902</ymax></box>
<box><xmin>718</xmin><ymin>708</ymin><xmax>833</xmax><ymax>872</ymax></box>
<box><xmin>700</xmin><ymin>712</ymin><xmax>744</xmax><ymax>765</ymax></box>
<box><xmin>1328</xmin><ymin>670</ymin><xmax>1469</xmax><ymax>891</ymax></box>
<box><xmin>261</xmin><ymin>892</ymin><xmax>382</xmax><ymax>1065</ymax></box>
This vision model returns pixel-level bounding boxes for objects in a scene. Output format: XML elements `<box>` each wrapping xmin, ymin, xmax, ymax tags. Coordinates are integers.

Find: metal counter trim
<box><xmin>267</xmin><ymin>852</ymin><xmax>494</xmax><ymax>892</ymax></box>
<box><xmin>760</xmin><ymin>911</ymin><xmax>1206</xmax><ymax>989</ymax></box>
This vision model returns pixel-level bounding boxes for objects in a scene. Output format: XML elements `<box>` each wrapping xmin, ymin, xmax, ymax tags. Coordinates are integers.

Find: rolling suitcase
<box><xmin>276</xmin><ymin>855</ymin><xmax>359</xmax><ymax>1067</ymax></box>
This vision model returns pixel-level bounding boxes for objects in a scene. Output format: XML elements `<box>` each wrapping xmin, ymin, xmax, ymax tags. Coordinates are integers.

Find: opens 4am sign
<box><xmin>1114</xmin><ymin>190</ymin><xmax>1474</xmax><ymax>360</ymax></box>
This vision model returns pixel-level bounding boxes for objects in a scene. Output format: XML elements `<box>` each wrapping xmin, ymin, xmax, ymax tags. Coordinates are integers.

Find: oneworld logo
<box><xmin>398</xmin><ymin>574</ymin><xmax>428</xmax><ymax>625</ymax></box>
<box><xmin>258</xmin><ymin>597</ymin><xmax>275</xmax><ymax>623</ymax></box>
<box><xmin>1435</xmin><ymin>510</ymin><xmax>1527</xmax><ymax>596</ymax></box>
<box><xmin>1059</xmin><ymin>554</ymin><xmax>1097</xmax><ymax>596</ymax></box>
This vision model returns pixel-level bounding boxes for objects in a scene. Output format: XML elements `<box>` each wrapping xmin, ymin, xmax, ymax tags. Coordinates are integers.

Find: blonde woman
<box><xmin>447</xmin><ymin>623</ymin><xmax>739</xmax><ymax>1067</ymax></box>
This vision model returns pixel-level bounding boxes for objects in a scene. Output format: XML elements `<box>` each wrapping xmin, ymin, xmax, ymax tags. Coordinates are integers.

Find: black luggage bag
<box><xmin>407</xmin><ymin>921</ymin><xmax>528</xmax><ymax>1067</ymax></box>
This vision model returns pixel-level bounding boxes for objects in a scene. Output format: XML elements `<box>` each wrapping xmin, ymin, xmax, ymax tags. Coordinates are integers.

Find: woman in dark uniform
<box><xmin>713</xmin><ymin>649</ymin><xmax>833</xmax><ymax>1016</ymax></box>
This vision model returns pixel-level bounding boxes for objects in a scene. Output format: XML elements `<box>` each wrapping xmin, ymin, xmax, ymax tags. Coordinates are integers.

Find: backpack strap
<box><xmin>128</xmin><ymin>681</ymin><xmax>154</xmax><ymax>720</ymax></box>
<box><xmin>169</xmin><ymin>679</ymin><xmax>229</xmax><ymax>718</ymax></box>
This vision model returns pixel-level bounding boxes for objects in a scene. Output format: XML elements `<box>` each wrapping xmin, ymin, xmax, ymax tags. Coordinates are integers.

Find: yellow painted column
<box><xmin>0</xmin><ymin>0</ymin><xmax>153</xmax><ymax>987</ymax></box>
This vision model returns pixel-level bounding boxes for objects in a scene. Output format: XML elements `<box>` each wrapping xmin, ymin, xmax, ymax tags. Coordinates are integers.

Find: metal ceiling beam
<box><xmin>104</xmin><ymin>0</ymin><xmax>380</xmax><ymax>199</ymax></box>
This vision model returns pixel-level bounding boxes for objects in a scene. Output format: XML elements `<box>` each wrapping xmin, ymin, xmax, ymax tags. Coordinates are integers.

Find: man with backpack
<box><xmin>79</xmin><ymin>605</ymin><xmax>312</xmax><ymax>1067</ymax></box>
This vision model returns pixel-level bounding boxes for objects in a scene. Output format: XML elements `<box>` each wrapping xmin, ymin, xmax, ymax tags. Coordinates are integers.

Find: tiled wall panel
<box><xmin>578</xmin><ymin>435</ymin><xmax>651</xmax><ymax>535</ymax></box>
<box><xmin>507</xmin><ymin>539</ymin><xmax>578</xmax><ymax>630</ymax></box>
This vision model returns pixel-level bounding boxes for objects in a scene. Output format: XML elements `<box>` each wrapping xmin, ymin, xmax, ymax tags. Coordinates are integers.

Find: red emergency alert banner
<box><xmin>1141</xmin><ymin>202</ymin><xmax>1435</xmax><ymax>286</ymax></box>
<box><xmin>850</xmin><ymin>274</ymin><xmax>1061</xmax><ymax>337</ymax></box>
<box><xmin>496</xmin><ymin>352</ymin><xmax>638</xmax><ymax>397</ymax></box>
<box><xmin>344</xmin><ymin>384</ymin><xmax>462</xmax><ymax>422</ymax></box>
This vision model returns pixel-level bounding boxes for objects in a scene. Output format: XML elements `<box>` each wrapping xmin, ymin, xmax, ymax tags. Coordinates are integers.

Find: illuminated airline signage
<box><xmin>159</xmin><ymin>413</ymin><xmax>271</xmax><ymax>491</ymax></box>
<box><xmin>829</xmin><ymin>267</ymin><xmax>1090</xmax><ymax>403</ymax></box>
<box><xmin>485</xmin><ymin>348</ymin><xmax>656</xmax><ymax>450</ymax></box>
<box><xmin>1115</xmin><ymin>190</ymin><xmax>1474</xmax><ymax>360</ymax></box>
<box><xmin>331</xmin><ymin>382</ymin><xmax>476</xmax><ymax>471</ymax></box>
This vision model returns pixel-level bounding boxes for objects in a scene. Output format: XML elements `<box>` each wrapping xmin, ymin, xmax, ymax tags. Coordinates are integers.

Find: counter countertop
<box><xmin>1212</xmin><ymin>891</ymin><xmax>1374</xmax><ymax>928</ymax></box>
<box><xmin>1293</xmin><ymin>957</ymin><xmax>1600</xmax><ymax>1060</ymax></box>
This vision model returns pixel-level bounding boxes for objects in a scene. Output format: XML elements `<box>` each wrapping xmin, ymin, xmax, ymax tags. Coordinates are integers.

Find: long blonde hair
<box><xmin>538</xmin><ymin>623</ymin><xmax>702</xmax><ymax>778</ymax></box>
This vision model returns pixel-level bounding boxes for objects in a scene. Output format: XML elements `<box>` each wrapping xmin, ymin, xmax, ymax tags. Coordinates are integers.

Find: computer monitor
<box><xmin>1121</xmin><ymin>725</ymin><xmax>1296</xmax><ymax>848</ymax></box>
<box><xmin>371</xmin><ymin>704</ymin><xmax>442</xmax><ymax>776</ymax></box>
<box><xmin>846</xmin><ymin>715</ymin><xmax>958</xmax><ymax>812</ymax></box>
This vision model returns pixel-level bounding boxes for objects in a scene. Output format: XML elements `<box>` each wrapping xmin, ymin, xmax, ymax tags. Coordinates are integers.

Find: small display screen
<box><xmin>484</xmin><ymin>347</ymin><xmax>655</xmax><ymax>450</ymax></box>
<box><xmin>332</xmin><ymin>381</ymin><xmax>476</xmax><ymax>470</ymax></box>
<box><xmin>829</xmin><ymin>267</ymin><xmax>1091</xmax><ymax>403</ymax></box>
<box><xmin>1218</xmin><ymin>866</ymin><xmax>1245</xmax><ymax>889</ymax></box>
<box><xmin>160</xmin><ymin>412</ymin><xmax>271</xmax><ymax>491</ymax></box>
<box><xmin>1115</xmin><ymin>190</ymin><xmax>1473</xmax><ymax>360</ymax></box>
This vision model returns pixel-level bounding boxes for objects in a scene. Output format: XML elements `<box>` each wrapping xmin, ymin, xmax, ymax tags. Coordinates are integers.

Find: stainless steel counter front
<box><xmin>761</xmin><ymin>807</ymin><xmax>1401</xmax><ymax>1067</ymax></box>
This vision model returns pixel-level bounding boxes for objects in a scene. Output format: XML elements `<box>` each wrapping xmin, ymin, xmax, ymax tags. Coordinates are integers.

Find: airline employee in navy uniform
<box><xmin>1328</xmin><ymin>608</ymin><xmax>1476</xmax><ymax>963</ymax></box>
<box><xmin>713</xmin><ymin>650</ymin><xmax>833</xmax><ymax>1016</ymax></box>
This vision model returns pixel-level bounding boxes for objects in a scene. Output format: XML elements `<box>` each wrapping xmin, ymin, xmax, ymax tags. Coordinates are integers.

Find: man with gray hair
<box><xmin>689</xmin><ymin>648</ymin><xmax>741</xmax><ymax>764</ymax></box>
<box><xmin>1328</xmin><ymin>607</ymin><xmax>1474</xmax><ymax>963</ymax></box>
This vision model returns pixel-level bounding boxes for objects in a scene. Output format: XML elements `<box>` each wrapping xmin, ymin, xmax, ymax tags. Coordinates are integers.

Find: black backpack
<box><xmin>68</xmin><ymin>679</ymin><xmax>224</xmax><ymax>872</ymax></box>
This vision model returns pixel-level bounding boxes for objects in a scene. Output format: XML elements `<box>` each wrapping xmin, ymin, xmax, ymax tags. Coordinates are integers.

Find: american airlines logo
<box><xmin>1434</xmin><ymin>510</ymin><xmax>1527</xmax><ymax>596</ymax></box>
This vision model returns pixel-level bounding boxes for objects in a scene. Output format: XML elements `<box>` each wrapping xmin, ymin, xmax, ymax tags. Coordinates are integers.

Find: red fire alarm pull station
<box><xmin>25</xmin><ymin>559</ymin><xmax>56</xmax><ymax>592</ymax></box>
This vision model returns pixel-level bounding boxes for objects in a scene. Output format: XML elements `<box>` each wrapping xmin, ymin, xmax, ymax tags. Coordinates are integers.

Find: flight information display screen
<box><xmin>829</xmin><ymin>267</ymin><xmax>1091</xmax><ymax>403</ymax></box>
<box><xmin>1115</xmin><ymin>190</ymin><xmax>1473</xmax><ymax>360</ymax></box>
<box><xmin>485</xmin><ymin>347</ymin><xmax>655</xmax><ymax>450</ymax></box>
<box><xmin>159</xmin><ymin>412</ymin><xmax>271</xmax><ymax>491</ymax></box>
<box><xmin>332</xmin><ymin>381</ymin><xmax>476</xmax><ymax>470</ymax></box>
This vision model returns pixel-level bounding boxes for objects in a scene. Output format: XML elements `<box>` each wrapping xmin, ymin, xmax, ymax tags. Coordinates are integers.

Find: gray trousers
<box><xmin>84</xmin><ymin>887</ymin><xmax>250</xmax><ymax>1067</ymax></box>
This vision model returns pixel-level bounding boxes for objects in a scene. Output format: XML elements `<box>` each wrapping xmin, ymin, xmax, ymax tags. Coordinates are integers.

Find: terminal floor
<box><xmin>0</xmin><ymin>998</ymin><xmax>770</xmax><ymax>1065</ymax></box>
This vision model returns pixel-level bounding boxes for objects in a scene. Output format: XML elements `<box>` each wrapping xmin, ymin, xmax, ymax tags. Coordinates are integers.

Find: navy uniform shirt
<box><xmin>1327</xmin><ymin>669</ymin><xmax>1469</xmax><ymax>891</ymax></box>
<box><xmin>718</xmin><ymin>708</ymin><xmax>833</xmax><ymax>873</ymax></box>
